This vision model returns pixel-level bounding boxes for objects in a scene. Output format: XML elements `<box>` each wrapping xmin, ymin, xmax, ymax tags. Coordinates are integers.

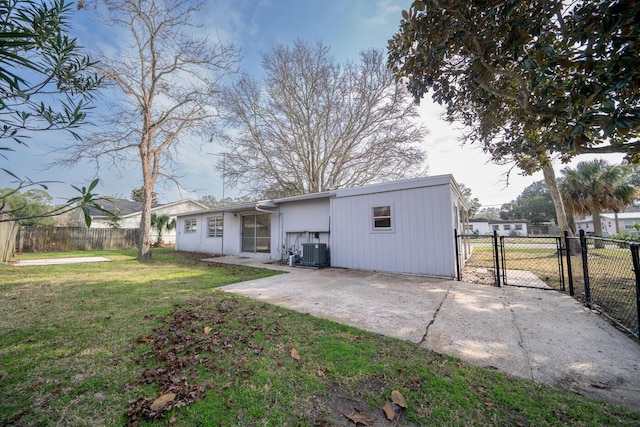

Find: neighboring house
<box><xmin>468</xmin><ymin>219</ymin><xmax>529</xmax><ymax>236</ymax></box>
<box><xmin>88</xmin><ymin>199</ymin><xmax>207</xmax><ymax>244</ymax></box>
<box><xmin>176</xmin><ymin>175</ymin><xmax>469</xmax><ymax>278</ymax></box>
<box><xmin>575</xmin><ymin>212</ymin><xmax>640</xmax><ymax>236</ymax></box>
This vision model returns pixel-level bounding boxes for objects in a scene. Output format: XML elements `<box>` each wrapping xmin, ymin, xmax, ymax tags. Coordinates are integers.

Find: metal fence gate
<box><xmin>497</xmin><ymin>234</ymin><xmax>566</xmax><ymax>291</ymax></box>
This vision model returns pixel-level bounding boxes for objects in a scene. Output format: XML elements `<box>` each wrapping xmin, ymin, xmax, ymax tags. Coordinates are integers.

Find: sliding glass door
<box><xmin>242</xmin><ymin>213</ymin><xmax>271</xmax><ymax>253</ymax></box>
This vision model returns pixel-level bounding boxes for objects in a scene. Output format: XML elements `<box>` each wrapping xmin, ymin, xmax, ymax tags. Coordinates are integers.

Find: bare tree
<box><xmin>60</xmin><ymin>0</ymin><xmax>238</xmax><ymax>259</ymax></box>
<box><xmin>221</xmin><ymin>41</ymin><xmax>427</xmax><ymax>196</ymax></box>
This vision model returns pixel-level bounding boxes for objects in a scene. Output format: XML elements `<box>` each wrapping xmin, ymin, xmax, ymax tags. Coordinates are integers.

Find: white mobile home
<box><xmin>468</xmin><ymin>219</ymin><xmax>529</xmax><ymax>236</ymax></box>
<box><xmin>176</xmin><ymin>175</ymin><xmax>468</xmax><ymax>278</ymax></box>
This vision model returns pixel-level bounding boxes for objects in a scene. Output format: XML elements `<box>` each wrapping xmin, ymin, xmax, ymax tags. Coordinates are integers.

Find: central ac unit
<box><xmin>302</xmin><ymin>243</ymin><xmax>327</xmax><ymax>266</ymax></box>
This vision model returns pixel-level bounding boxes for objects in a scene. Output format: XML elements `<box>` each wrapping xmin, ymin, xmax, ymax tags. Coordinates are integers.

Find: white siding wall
<box><xmin>175</xmin><ymin>212</ymin><xmax>226</xmax><ymax>254</ymax></box>
<box><xmin>280</xmin><ymin>199</ymin><xmax>330</xmax><ymax>232</ymax></box>
<box><xmin>276</xmin><ymin>199</ymin><xmax>331</xmax><ymax>260</ymax></box>
<box><xmin>176</xmin><ymin>210</ymin><xmax>276</xmax><ymax>258</ymax></box>
<box><xmin>330</xmin><ymin>185</ymin><xmax>456</xmax><ymax>277</ymax></box>
<box><xmin>225</xmin><ymin>213</ymin><xmax>243</xmax><ymax>255</ymax></box>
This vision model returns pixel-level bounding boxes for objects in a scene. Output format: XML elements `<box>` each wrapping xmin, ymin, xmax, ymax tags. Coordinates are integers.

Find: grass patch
<box><xmin>1</xmin><ymin>249</ymin><xmax>639</xmax><ymax>426</ymax></box>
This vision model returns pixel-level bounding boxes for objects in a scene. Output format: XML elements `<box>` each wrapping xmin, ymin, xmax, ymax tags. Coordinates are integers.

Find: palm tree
<box><xmin>560</xmin><ymin>160</ymin><xmax>638</xmax><ymax>245</ymax></box>
<box><xmin>150</xmin><ymin>213</ymin><xmax>176</xmax><ymax>246</ymax></box>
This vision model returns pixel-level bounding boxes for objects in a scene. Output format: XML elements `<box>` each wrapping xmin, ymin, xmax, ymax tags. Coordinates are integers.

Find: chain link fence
<box><xmin>565</xmin><ymin>232</ymin><xmax>640</xmax><ymax>338</ymax></box>
<box><xmin>455</xmin><ymin>229</ymin><xmax>640</xmax><ymax>338</ymax></box>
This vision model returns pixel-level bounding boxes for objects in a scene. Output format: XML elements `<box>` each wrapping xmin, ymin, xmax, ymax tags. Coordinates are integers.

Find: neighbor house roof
<box><xmin>87</xmin><ymin>199</ymin><xmax>156</xmax><ymax>217</ymax></box>
<box><xmin>90</xmin><ymin>198</ymin><xmax>206</xmax><ymax>219</ymax></box>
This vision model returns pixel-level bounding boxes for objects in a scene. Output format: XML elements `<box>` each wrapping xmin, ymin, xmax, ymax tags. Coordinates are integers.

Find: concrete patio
<box><xmin>206</xmin><ymin>256</ymin><xmax>640</xmax><ymax>411</ymax></box>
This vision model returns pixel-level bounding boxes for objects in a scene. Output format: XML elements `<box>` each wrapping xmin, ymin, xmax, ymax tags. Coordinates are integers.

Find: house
<box><xmin>86</xmin><ymin>199</ymin><xmax>207</xmax><ymax>244</ymax></box>
<box><xmin>575</xmin><ymin>212</ymin><xmax>640</xmax><ymax>236</ymax></box>
<box><xmin>468</xmin><ymin>219</ymin><xmax>529</xmax><ymax>236</ymax></box>
<box><xmin>175</xmin><ymin>175</ymin><xmax>469</xmax><ymax>278</ymax></box>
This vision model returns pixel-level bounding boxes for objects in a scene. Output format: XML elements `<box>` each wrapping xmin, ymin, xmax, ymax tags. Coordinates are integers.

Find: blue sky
<box><xmin>0</xmin><ymin>0</ymin><xmax>624</xmax><ymax>208</ymax></box>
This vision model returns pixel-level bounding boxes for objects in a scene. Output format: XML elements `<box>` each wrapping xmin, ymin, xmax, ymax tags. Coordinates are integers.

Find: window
<box><xmin>492</xmin><ymin>225</ymin><xmax>500</xmax><ymax>231</ymax></box>
<box><xmin>208</xmin><ymin>216</ymin><xmax>223</xmax><ymax>237</ymax></box>
<box><xmin>372</xmin><ymin>205</ymin><xmax>392</xmax><ymax>230</ymax></box>
<box><xmin>515</xmin><ymin>224</ymin><xmax>523</xmax><ymax>231</ymax></box>
<box><xmin>624</xmin><ymin>221</ymin><xmax>638</xmax><ymax>230</ymax></box>
<box><xmin>185</xmin><ymin>218</ymin><xmax>197</xmax><ymax>233</ymax></box>
<box><xmin>503</xmin><ymin>224</ymin><xmax>511</xmax><ymax>231</ymax></box>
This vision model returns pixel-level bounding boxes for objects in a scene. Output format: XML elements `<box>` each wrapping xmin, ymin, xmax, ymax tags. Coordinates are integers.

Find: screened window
<box><xmin>208</xmin><ymin>216</ymin><xmax>223</xmax><ymax>237</ymax></box>
<box><xmin>372</xmin><ymin>205</ymin><xmax>392</xmax><ymax>230</ymax></box>
<box><xmin>185</xmin><ymin>218</ymin><xmax>197</xmax><ymax>233</ymax></box>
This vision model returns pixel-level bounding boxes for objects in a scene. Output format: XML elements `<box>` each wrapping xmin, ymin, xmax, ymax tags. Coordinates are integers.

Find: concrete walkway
<box><xmin>208</xmin><ymin>256</ymin><xmax>640</xmax><ymax>411</ymax></box>
<box><xmin>12</xmin><ymin>256</ymin><xmax>111</xmax><ymax>266</ymax></box>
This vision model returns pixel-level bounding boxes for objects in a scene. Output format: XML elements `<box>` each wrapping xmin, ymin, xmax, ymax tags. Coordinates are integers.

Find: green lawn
<box><xmin>1</xmin><ymin>249</ymin><xmax>639</xmax><ymax>426</ymax></box>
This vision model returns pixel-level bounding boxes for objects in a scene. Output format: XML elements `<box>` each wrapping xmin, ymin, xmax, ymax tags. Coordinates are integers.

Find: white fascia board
<box><xmin>176</xmin><ymin>202</ymin><xmax>258</xmax><ymax>217</ymax></box>
<box><xmin>271</xmin><ymin>191</ymin><xmax>335</xmax><ymax>204</ymax></box>
<box><xmin>333</xmin><ymin>175</ymin><xmax>453</xmax><ymax>198</ymax></box>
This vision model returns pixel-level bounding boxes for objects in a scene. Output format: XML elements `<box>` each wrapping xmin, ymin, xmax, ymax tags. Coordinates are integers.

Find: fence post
<box><xmin>564</xmin><ymin>230</ymin><xmax>574</xmax><ymax>296</ymax></box>
<box><xmin>579</xmin><ymin>229</ymin><xmax>591</xmax><ymax>307</ymax></box>
<box><xmin>629</xmin><ymin>244</ymin><xmax>640</xmax><ymax>338</ymax></box>
<box><xmin>454</xmin><ymin>229</ymin><xmax>461</xmax><ymax>281</ymax></box>
<box><xmin>493</xmin><ymin>230</ymin><xmax>501</xmax><ymax>287</ymax></box>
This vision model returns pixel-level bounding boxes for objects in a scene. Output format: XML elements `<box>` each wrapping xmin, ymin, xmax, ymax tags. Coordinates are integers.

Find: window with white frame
<box><xmin>503</xmin><ymin>224</ymin><xmax>511</xmax><ymax>231</ymax></box>
<box><xmin>492</xmin><ymin>225</ymin><xmax>500</xmax><ymax>231</ymax></box>
<box><xmin>185</xmin><ymin>218</ymin><xmax>197</xmax><ymax>233</ymax></box>
<box><xmin>515</xmin><ymin>224</ymin><xmax>523</xmax><ymax>230</ymax></box>
<box><xmin>372</xmin><ymin>205</ymin><xmax>392</xmax><ymax>230</ymax></box>
<box><xmin>208</xmin><ymin>216</ymin><xmax>223</xmax><ymax>237</ymax></box>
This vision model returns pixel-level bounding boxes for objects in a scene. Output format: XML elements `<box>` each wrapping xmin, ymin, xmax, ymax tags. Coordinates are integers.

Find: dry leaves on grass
<box><xmin>344</xmin><ymin>410</ymin><xmax>375</xmax><ymax>426</ymax></box>
<box><xmin>291</xmin><ymin>348</ymin><xmax>301</xmax><ymax>361</ymax></box>
<box><xmin>391</xmin><ymin>390</ymin><xmax>407</xmax><ymax>408</ymax></box>
<box><xmin>382</xmin><ymin>401</ymin><xmax>395</xmax><ymax>421</ymax></box>
<box><xmin>381</xmin><ymin>390</ymin><xmax>407</xmax><ymax>422</ymax></box>
<box><xmin>150</xmin><ymin>393</ymin><xmax>176</xmax><ymax>411</ymax></box>
<box><xmin>125</xmin><ymin>298</ymin><xmax>284</xmax><ymax>424</ymax></box>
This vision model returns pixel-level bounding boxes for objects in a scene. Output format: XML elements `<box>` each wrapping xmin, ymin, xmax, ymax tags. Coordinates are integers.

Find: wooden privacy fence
<box><xmin>16</xmin><ymin>227</ymin><xmax>141</xmax><ymax>253</ymax></box>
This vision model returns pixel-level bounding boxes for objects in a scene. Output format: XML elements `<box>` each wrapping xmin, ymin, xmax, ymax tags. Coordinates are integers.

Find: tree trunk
<box><xmin>542</xmin><ymin>162</ymin><xmax>572</xmax><ymax>236</ymax></box>
<box><xmin>138</xmin><ymin>183</ymin><xmax>153</xmax><ymax>259</ymax></box>
<box><xmin>138</xmin><ymin>146</ymin><xmax>154</xmax><ymax>260</ymax></box>
<box><xmin>593</xmin><ymin>209</ymin><xmax>605</xmax><ymax>248</ymax></box>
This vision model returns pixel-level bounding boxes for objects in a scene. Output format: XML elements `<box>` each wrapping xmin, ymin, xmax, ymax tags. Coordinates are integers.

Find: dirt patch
<box><xmin>305</xmin><ymin>389</ymin><xmax>419</xmax><ymax>426</ymax></box>
<box><xmin>461</xmin><ymin>267</ymin><xmax>497</xmax><ymax>286</ymax></box>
